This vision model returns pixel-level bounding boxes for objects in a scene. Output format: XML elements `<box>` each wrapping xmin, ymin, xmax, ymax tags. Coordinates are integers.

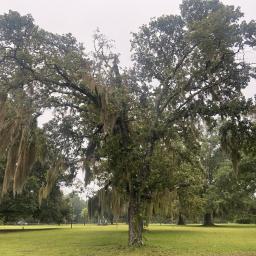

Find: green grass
<box><xmin>0</xmin><ymin>224</ymin><xmax>256</xmax><ymax>255</ymax></box>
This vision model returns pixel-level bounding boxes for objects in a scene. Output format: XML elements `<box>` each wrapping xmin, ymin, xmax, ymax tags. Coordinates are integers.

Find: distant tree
<box><xmin>68</xmin><ymin>193</ymin><xmax>87</xmax><ymax>223</ymax></box>
<box><xmin>81</xmin><ymin>207</ymin><xmax>88</xmax><ymax>225</ymax></box>
<box><xmin>199</xmin><ymin>128</ymin><xmax>226</xmax><ymax>226</ymax></box>
<box><xmin>175</xmin><ymin>162</ymin><xmax>204</xmax><ymax>225</ymax></box>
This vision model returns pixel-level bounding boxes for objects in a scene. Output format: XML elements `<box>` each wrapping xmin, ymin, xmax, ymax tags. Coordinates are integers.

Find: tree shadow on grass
<box><xmin>214</xmin><ymin>224</ymin><xmax>256</xmax><ymax>229</ymax></box>
<box><xmin>0</xmin><ymin>228</ymin><xmax>59</xmax><ymax>233</ymax></box>
<box><xmin>171</xmin><ymin>224</ymin><xmax>256</xmax><ymax>229</ymax></box>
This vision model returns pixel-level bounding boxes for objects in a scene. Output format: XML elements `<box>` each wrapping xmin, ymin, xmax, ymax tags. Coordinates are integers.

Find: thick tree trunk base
<box><xmin>203</xmin><ymin>213</ymin><xmax>214</xmax><ymax>226</ymax></box>
<box><xmin>128</xmin><ymin>237</ymin><xmax>144</xmax><ymax>247</ymax></box>
<box><xmin>203</xmin><ymin>223</ymin><xmax>215</xmax><ymax>227</ymax></box>
<box><xmin>177</xmin><ymin>214</ymin><xmax>186</xmax><ymax>225</ymax></box>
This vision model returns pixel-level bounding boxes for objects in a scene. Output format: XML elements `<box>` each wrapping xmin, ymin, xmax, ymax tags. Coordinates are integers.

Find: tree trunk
<box><xmin>128</xmin><ymin>196</ymin><xmax>143</xmax><ymax>246</ymax></box>
<box><xmin>109</xmin><ymin>214</ymin><xmax>114</xmax><ymax>225</ymax></box>
<box><xmin>203</xmin><ymin>212</ymin><xmax>214</xmax><ymax>226</ymax></box>
<box><xmin>177</xmin><ymin>213</ymin><xmax>185</xmax><ymax>225</ymax></box>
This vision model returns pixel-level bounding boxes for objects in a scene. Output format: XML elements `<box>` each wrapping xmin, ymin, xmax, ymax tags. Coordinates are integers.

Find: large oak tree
<box><xmin>0</xmin><ymin>0</ymin><xmax>256</xmax><ymax>246</ymax></box>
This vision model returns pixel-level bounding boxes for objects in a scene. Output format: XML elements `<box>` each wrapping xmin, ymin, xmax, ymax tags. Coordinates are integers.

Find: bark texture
<box><xmin>128</xmin><ymin>196</ymin><xmax>143</xmax><ymax>246</ymax></box>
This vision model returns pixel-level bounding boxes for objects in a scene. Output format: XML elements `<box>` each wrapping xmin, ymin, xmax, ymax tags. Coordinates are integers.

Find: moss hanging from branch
<box><xmin>83</xmin><ymin>71</ymin><xmax>120</xmax><ymax>135</ymax></box>
<box><xmin>38</xmin><ymin>159</ymin><xmax>65</xmax><ymax>206</ymax></box>
<box><xmin>0</xmin><ymin>96</ymin><xmax>39</xmax><ymax>197</ymax></box>
<box><xmin>220</xmin><ymin>121</ymin><xmax>243</xmax><ymax>175</ymax></box>
<box><xmin>1</xmin><ymin>132</ymin><xmax>21</xmax><ymax>196</ymax></box>
<box><xmin>88</xmin><ymin>186</ymin><xmax>128</xmax><ymax>221</ymax></box>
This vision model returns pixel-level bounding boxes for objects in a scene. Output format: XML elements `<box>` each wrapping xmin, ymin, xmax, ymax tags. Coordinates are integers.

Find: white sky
<box><xmin>1</xmin><ymin>0</ymin><xmax>256</xmax><ymax>67</ymax></box>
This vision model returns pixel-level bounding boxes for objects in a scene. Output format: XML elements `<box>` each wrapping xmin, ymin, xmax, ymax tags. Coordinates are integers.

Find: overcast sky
<box><xmin>1</xmin><ymin>0</ymin><xmax>256</xmax><ymax>68</ymax></box>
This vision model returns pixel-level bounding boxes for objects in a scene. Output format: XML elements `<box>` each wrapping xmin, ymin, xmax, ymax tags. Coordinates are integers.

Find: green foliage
<box><xmin>0</xmin><ymin>160</ymin><xmax>70</xmax><ymax>224</ymax></box>
<box><xmin>68</xmin><ymin>193</ymin><xmax>87</xmax><ymax>223</ymax></box>
<box><xmin>81</xmin><ymin>207</ymin><xmax>88</xmax><ymax>222</ymax></box>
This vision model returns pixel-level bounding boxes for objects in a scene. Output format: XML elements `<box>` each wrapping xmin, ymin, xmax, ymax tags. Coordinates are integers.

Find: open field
<box><xmin>0</xmin><ymin>224</ymin><xmax>256</xmax><ymax>256</ymax></box>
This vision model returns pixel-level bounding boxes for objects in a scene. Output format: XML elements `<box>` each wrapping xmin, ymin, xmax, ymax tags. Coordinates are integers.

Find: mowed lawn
<box><xmin>0</xmin><ymin>224</ymin><xmax>256</xmax><ymax>256</ymax></box>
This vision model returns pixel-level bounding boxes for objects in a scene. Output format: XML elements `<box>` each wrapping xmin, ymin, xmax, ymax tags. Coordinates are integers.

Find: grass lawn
<box><xmin>0</xmin><ymin>224</ymin><xmax>256</xmax><ymax>256</ymax></box>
